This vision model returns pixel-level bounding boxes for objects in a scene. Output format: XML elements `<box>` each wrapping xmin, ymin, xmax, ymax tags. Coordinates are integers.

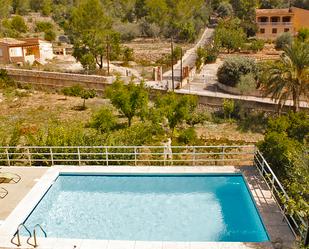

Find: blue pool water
<box><xmin>23</xmin><ymin>174</ymin><xmax>269</xmax><ymax>242</ymax></box>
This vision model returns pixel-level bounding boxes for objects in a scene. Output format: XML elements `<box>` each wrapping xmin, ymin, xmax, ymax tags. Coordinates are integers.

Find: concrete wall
<box><xmin>217</xmin><ymin>82</ymin><xmax>263</xmax><ymax>97</ymax></box>
<box><xmin>292</xmin><ymin>7</ymin><xmax>309</xmax><ymax>31</ymax></box>
<box><xmin>4</xmin><ymin>68</ymin><xmax>130</xmax><ymax>92</ymax></box>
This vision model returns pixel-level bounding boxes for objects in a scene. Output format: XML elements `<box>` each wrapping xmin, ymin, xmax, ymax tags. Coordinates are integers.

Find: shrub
<box><xmin>90</xmin><ymin>107</ymin><xmax>117</xmax><ymax>133</ymax></box>
<box><xmin>236</xmin><ymin>73</ymin><xmax>257</xmax><ymax>94</ymax></box>
<box><xmin>114</xmin><ymin>22</ymin><xmax>141</xmax><ymax>41</ymax></box>
<box><xmin>178</xmin><ymin>128</ymin><xmax>198</xmax><ymax>145</ymax></box>
<box><xmin>122</xmin><ymin>47</ymin><xmax>134</xmax><ymax>63</ymax></box>
<box><xmin>217</xmin><ymin>56</ymin><xmax>258</xmax><ymax>87</ymax></box>
<box><xmin>217</xmin><ymin>2</ymin><xmax>233</xmax><ymax>18</ymax></box>
<box><xmin>44</xmin><ymin>29</ymin><xmax>56</xmax><ymax>41</ymax></box>
<box><xmin>10</xmin><ymin>15</ymin><xmax>28</xmax><ymax>33</ymax></box>
<box><xmin>62</xmin><ymin>85</ymin><xmax>84</xmax><ymax>97</ymax></box>
<box><xmin>35</xmin><ymin>21</ymin><xmax>53</xmax><ymax>32</ymax></box>
<box><xmin>0</xmin><ymin>69</ymin><xmax>15</xmax><ymax>88</ymax></box>
<box><xmin>177</xmin><ymin>22</ymin><xmax>196</xmax><ymax>43</ymax></box>
<box><xmin>223</xmin><ymin>99</ymin><xmax>235</xmax><ymax>120</ymax></box>
<box><xmin>139</xmin><ymin>18</ymin><xmax>160</xmax><ymax>38</ymax></box>
<box><xmin>249</xmin><ymin>39</ymin><xmax>265</xmax><ymax>52</ymax></box>
<box><xmin>297</xmin><ymin>27</ymin><xmax>309</xmax><ymax>42</ymax></box>
<box><xmin>275</xmin><ymin>32</ymin><xmax>293</xmax><ymax>50</ymax></box>
<box><xmin>204</xmin><ymin>45</ymin><xmax>219</xmax><ymax>63</ymax></box>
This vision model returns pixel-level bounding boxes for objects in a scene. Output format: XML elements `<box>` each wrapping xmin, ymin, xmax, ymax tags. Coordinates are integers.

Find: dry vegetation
<box><xmin>0</xmin><ymin>89</ymin><xmax>264</xmax><ymax>145</ymax></box>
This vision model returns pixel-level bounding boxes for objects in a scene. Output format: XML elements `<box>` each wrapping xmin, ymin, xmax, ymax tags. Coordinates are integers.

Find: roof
<box><xmin>256</xmin><ymin>8</ymin><xmax>294</xmax><ymax>15</ymax></box>
<box><xmin>0</xmin><ymin>38</ymin><xmax>25</xmax><ymax>46</ymax></box>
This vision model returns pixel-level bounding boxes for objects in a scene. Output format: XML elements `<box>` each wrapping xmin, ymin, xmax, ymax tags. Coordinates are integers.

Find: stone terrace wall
<box><xmin>4</xmin><ymin>68</ymin><xmax>131</xmax><ymax>92</ymax></box>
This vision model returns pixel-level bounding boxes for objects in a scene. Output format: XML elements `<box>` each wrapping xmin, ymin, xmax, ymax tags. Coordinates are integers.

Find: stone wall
<box><xmin>4</xmin><ymin>68</ymin><xmax>130</xmax><ymax>92</ymax></box>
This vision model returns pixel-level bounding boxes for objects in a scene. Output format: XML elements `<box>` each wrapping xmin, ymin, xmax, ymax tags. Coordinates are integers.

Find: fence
<box><xmin>0</xmin><ymin>145</ymin><xmax>255</xmax><ymax>167</ymax></box>
<box><xmin>254</xmin><ymin>150</ymin><xmax>308</xmax><ymax>243</ymax></box>
<box><xmin>0</xmin><ymin>145</ymin><xmax>307</xmax><ymax>243</ymax></box>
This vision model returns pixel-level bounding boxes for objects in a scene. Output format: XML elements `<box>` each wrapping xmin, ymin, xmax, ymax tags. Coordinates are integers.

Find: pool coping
<box><xmin>0</xmin><ymin>166</ymin><xmax>292</xmax><ymax>249</ymax></box>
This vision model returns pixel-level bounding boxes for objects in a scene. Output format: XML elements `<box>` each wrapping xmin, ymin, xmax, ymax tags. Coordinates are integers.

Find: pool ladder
<box><xmin>11</xmin><ymin>223</ymin><xmax>47</xmax><ymax>248</ymax></box>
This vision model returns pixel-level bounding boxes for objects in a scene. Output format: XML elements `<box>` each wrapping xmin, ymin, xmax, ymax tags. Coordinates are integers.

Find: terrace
<box><xmin>0</xmin><ymin>145</ymin><xmax>304</xmax><ymax>249</ymax></box>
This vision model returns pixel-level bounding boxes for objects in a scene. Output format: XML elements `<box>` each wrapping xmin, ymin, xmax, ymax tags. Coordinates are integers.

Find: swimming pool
<box><xmin>22</xmin><ymin>174</ymin><xmax>269</xmax><ymax>242</ymax></box>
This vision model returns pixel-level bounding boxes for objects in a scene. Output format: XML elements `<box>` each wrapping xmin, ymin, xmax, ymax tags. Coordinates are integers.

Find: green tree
<box><xmin>297</xmin><ymin>27</ymin><xmax>309</xmax><ymax>42</ymax></box>
<box><xmin>154</xmin><ymin>92</ymin><xmax>198</xmax><ymax>131</ymax></box>
<box><xmin>106</xmin><ymin>79</ymin><xmax>149</xmax><ymax>127</ymax></box>
<box><xmin>67</xmin><ymin>0</ymin><xmax>118</xmax><ymax>70</ymax></box>
<box><xmin>0</xmin><ymin>0</ymin><xmax>11</xmax><ymax>19</ymax></box>
<box><xmin>29</xmin><ymin>0</ymin><xmax>42</xmax><ymax>11</ymax></box>
<box><xmin>41</xmin><ymin>0</ymin><xmax>52</xmax><ymax>16</ymax></box>
<box><xmin>10</xmin><ymin>15</ymin><xmax>28</xmax><ymax>33</ymax></box>
<box><xmin>261</xmin><ymin>42</ymin><xmax>309</xmax><ymax>112</ymax></box>
<box><xmin>230</xmin><ymin>0</ymin><xmax>258</xmax><ymax>21</ymax></box>
<box><xmin>214</xmin><ymin>24</ymin><xmax>246</xmax><ymax>53</ymax></box>
<box><xmin>259</xmin><ymin>0</ymin><xmax>285</xmax><ymax>8</ymax></box>
<box><xmin>217</xmin><ymin>2</ymin><xmax>233</xmax><ymax>18</ymax></box>
<box><xmin>62</xmin><ymin>85</ymin><xmax>96</xmax><ymax>109</ymax></box>
<box><xmin>80</xmin><ymin>89</ymin><xmax>96</xmax><ymax>109</ymax></box>
<box><xmin>90</xmin><ymin>107</ymin><xmax>117</xmax><ymax>133</ymax></box>
<box><xmin>44</xmin><ymin>29</ymin><xmax>56</xmax><ymax>41</ymax></box>
<box><xmin>12</xmin><ymin>0</ymin><xmax>29</xmax><ymax>15</ymax></box>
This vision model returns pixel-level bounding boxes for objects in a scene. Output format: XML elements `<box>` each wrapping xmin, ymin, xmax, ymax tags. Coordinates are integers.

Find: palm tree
<box><xmin>261</xmin><ymin>41</ymin><xmax>309</xmax><ymax>112</ymax></box>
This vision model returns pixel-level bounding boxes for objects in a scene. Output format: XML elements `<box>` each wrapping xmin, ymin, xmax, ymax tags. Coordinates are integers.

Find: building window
<box><xmin>0</xmin><ymin>48</ymin><xmax>3</xmax><ymax>57</ymax></box>
<box><xmin>258</xmin><ymin>17</ymin><xmax>268</xmax><ymax>22</ymax></box>
<box><xmin>282</xmin><ymin>16</ymin><xmax>291</xmax><ymax>22</ymax></box>
<box><xmin>271</xmin><ymin>16</ymin><xmax>280</xmax><ymax>22</ymax></box>
<box><xmin>260</xmin><ymin>28</ymin><xmax>265</xmax><ymax>34</ymax></box>
<box><xmin>272</xmin><ymin>28</ymin><xmax>277</xmax><ymax>34</ymax></box>
<box><xmin>284</xmin><ymin>28</ymin><xmax>290</xmax><ymax>32</ymax></box>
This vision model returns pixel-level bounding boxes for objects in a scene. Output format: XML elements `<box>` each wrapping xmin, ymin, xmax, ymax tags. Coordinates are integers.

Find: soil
<box><xmin>0</xmin><ymin>89</ymin><xmax>264</xmax><ymax>145</ymax></box>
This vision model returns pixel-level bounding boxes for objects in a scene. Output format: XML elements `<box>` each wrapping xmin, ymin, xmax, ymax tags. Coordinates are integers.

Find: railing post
<box><xmin>222</xmin><ymin>147</ymin><xmax>225</xmax><ymax>166</ymax></box>
<box><xmin>271</xmin><ymin>175</ymin><xmax>275</xmax><ymax>193</ymax></box>
<box><xmin>105</xmin><ymin>147</ymin><xmax>109</xmax><ymax>166</ymax></box>
<box><xmin>77</xmin><ymin>147</ymin><xmax>81</xmax><ymax>166</ymax></box>
<box><xmin>27</xmin><ymin>148</ymin><xmax>32</xmax><ymax>166</ymax></box>
<box><xmin>33</xmin><ymin>229</ymin><xmax>37</xmax><ymax>247</ymax></box>
<box><xmin>5</xmin><ymin>148</ymin><xmax>10</xmax><ymax>166</ymax></box>
<box><xmin>50</xmin><ymin>148</ymin><xmax>54</xmax><ymax>166</ymax></box>
<box><xmin>134</xmin><ymin>147</ymin><xmax>137</xmax><ymax>166</ymax></box>
<box><xmin>192</xmin><ymin>146</ymin><xmax>196</xmax><ymax>166</ymax></box>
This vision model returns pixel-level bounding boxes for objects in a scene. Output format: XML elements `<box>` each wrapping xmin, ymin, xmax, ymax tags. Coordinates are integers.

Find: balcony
<box><xmin>257</xmin><ymin>22</ymin><xmax>293</xmax><ymax>26</ymax></box>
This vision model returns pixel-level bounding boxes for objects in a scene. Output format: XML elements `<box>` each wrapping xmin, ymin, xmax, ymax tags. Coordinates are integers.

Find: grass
<box><xmin>0</xmin><ymin>87</ymin><xmax>266</xmax><ymax>147</ymax></box>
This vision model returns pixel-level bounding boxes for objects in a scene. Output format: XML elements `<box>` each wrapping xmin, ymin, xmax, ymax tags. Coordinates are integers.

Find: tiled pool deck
<box><xmin>0</xmin><ymin>166</ymin><xmax>295</xmax><ymax>249</ymax></box>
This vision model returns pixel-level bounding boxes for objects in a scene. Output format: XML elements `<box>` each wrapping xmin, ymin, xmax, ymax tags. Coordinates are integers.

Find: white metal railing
<box><xmin>0</xmin><ymin>145</ymin><xmax>256</xmax><ymax>167</ymax></box>
<box><xmin>0</xmin><ymin>145</ymin><xmax>307</xmax><ymax>241</ymax></box>
<box><xmin>254</xmin><ymin>150</ymin><xmax>307</xmax><ymax>241</ymax></box>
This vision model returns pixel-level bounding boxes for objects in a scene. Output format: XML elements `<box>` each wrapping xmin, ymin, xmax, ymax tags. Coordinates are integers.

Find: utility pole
<box><xmin>180</xmin><ymin>47</ymin><xmax>183</xmax><ymax>87</ymax></box>
<box><xmin>171</xmin><ymin>37</ymin><xmax>175</xmax><ymax>91</ymax></box>
<box><xmin>106</xmin><ymin>37</ymin><xmax>110</xmax><ymax>76</ymax></box>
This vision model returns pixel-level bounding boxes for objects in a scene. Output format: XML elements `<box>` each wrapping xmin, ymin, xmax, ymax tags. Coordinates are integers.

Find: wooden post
<box><xmin>134</xmin><ymin>147</ymin><xmax>137</xmax><ymax>166</ymax></box>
